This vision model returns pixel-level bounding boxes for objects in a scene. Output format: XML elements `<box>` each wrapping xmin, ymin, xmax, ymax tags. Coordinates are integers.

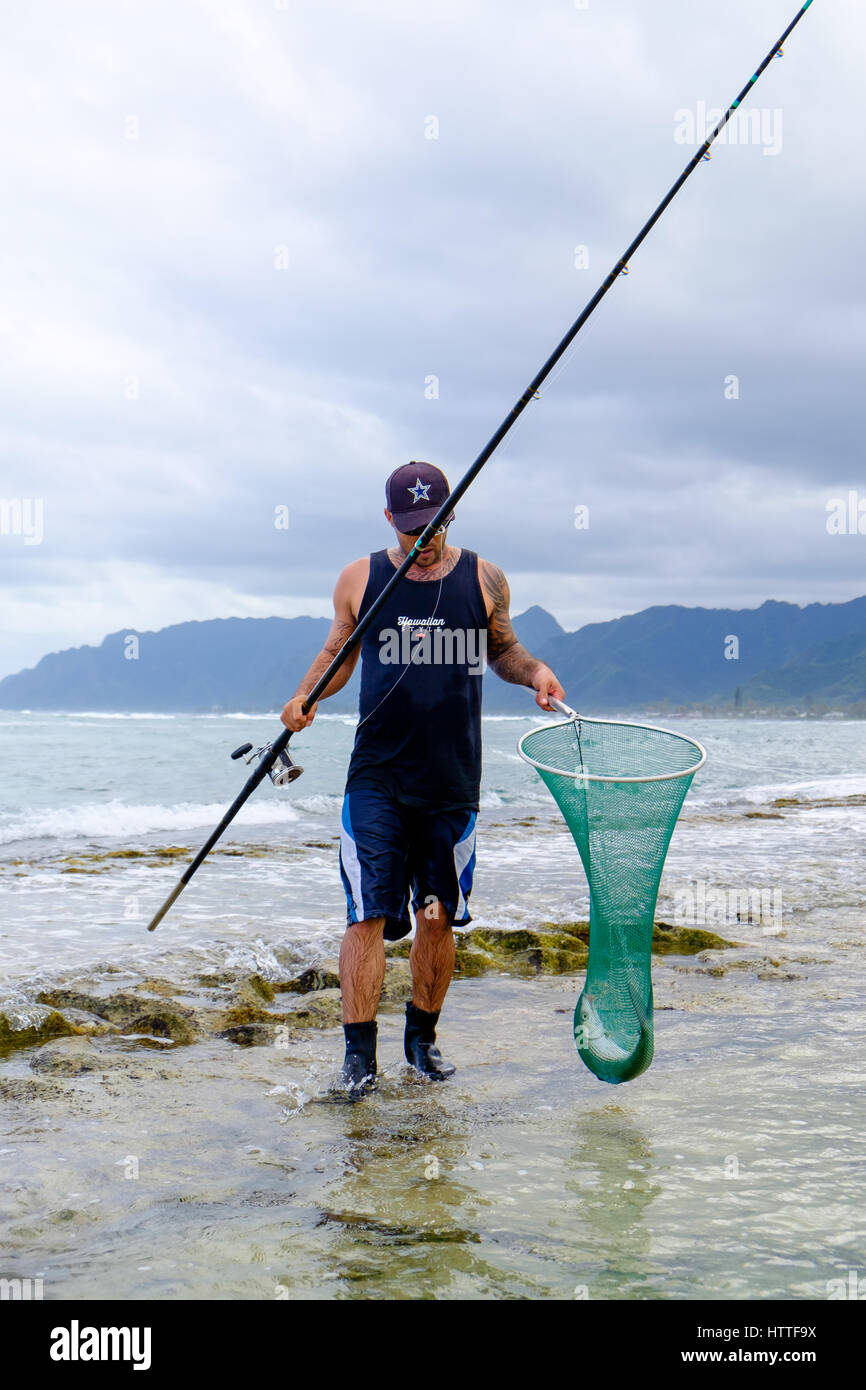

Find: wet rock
<box><xmin>132</xmin><ymin>978</ymin><xmax>177</xmax><ymax>997</ymax></box>
<box><xmin>58</xmin><ymin>1008</ymin><xmax>120</xmax><ymax>1037</ymax></box>
<box><xmin>30</xmin><ymin>1037</ymin><xmax>101</xmax><ymax>1075</ymax></box>
<box><xmin>454</xmin><ymin>927</ymin><xmax>588</xmax><ymax>979</ymax></box>
<box><xmin>120</xmin><ymin>1010</ymin><xmax>197</xmax><ymax>1044</ymax></box>
<box><xmin>283</xmin><ymin>989</ymin><xmax>344</xmax><ymax>1029</ymax></box>
<box><xmin>0</xmin><ymin>1007</ymin><xmax>77</xmax><ymax>1055</ymax></box>
<box><xmin>649</xmin><ymin>923</ymin><xmax>738</xmax><ymax>954</ymax></box>
<box><xmin>37</xmin><ymin>988</ymin><xmax>197</xmax><ymax>1043</ymax></box>
<box><xmin>30</xmin><ymin>1036</ymin><xmax>177</xmax><ymax>1078</ymax></box>
<box><xmin>0</xmin><ymin>1075</ymin><xmax>68</xmax><ymax>1102</ymax></box>
<box><xmin>384</xmin><ymin>941</ymin><xmax>412</xmax><ymax>961</ymax></box>
<box><xmin>219</xmin><ymin>1023</ymin><xmax>274</xmax><ymax>1047</ymax></box>
<box><xmin>232</xmin><ymin>974</ymin><xmax>276</xmax><ymax>1005</ymax></box>
<box><xmin>378</xmin><ymin>960</ymin><xmax>413</xmax><ymax>1007</ymax></box>
<box><xmin>276</xmin><ymin>961</ymin><xmax>341</xmax><ymax>994</ymax></box>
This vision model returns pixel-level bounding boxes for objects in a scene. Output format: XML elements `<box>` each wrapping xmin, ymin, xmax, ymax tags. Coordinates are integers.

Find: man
<box><xmin>281</xmin><ymin>461</ymin><xmax>564</xmax><ymax>1095</ymax></box>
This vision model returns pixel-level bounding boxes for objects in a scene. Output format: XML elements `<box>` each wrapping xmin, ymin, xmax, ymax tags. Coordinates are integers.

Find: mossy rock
<box><xmin>452</xmin><ymin>947</ymin><xmax>491</xmax><ymax>979</ymax></box>
<box><xmin>218</xmin><ymin>1001</ymin><xmax>282</xmax><ymax>1028</ymax></box>
<box><xmin>283</xmin><ymin>990</ymin><xmax>344</xmax><ymax>1029</ymax></box>
<box><xmin>465</xmin><ymin>928</ymin><xmax>544</xmax><ymax>956</ymax></box>
<box><xmin>276</xmin><ymin>962</ymin><xmax>340</xmax><ymax>994</ymax></box>
<box><xmin>650</xmin><ymin>923</ymin><xmax>738</xmax><ymax>954</ymax></box>
<box><xmin>219</xmin><ymin>1023</ymin><xmax>274</xmax><ymax>1046</ymax></box>
<box><xmin>0</xmin><ymin>1008</ymin><xmax>77</xmax><ymax>1056</ymax></box>
<box><xmin>38</xmin><ymin>988</ymin><xmax>197</xmax><ymax>1031</ymax></box>
<box><xmin>378</xmin><ymin>960</ymin><xmax>413</xmax><ymax>1007</ymax></box>
<box><xmin>539</xmin><ymin>920</ymin><xmax>737</xmax><ymax>956</ymax></box>
<box><xmin>119</xmin><ymin>1009</ymin><xmax>197</xmax><ymax>1045</ymax></box>
<box><xmin>384</xmin><ymin>940</ymin><xmax>412</xmax><ymax>960</ymax></box>
<box><xmin>238</xmin><ymin>974</ymin><xmax>276</xmax><ymax>1004</ymax></box>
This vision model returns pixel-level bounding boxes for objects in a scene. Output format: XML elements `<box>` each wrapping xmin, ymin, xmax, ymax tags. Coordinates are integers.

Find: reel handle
<box><xmin>231</xmin><ymin>743</ymin><xmax>254</xmax><ymax>760</ymax></box>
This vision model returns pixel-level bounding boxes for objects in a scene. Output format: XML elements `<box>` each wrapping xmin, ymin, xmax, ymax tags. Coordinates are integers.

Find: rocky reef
<box><xmin>0</xmin><ymin>920</ymin><xmax>739</xmax><ymax>1060</ymax></box>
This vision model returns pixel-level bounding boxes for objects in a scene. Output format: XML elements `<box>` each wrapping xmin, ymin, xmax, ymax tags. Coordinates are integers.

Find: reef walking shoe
<box><xmin>339</xmin><ymin>1020</ymin><xmax>378</xmax><ymax>1098</ymax></box>
<box><xmin>404</xmin><ymin>1001</ymin><xmax>455</xmax><ymax>1080</ymax></box>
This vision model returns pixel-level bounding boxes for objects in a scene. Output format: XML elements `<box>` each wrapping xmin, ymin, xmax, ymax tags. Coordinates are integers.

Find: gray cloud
<box><xmin>1</xmin><ymin>0</ymin><xmax>862</xmax><ymax>680</ymax></box>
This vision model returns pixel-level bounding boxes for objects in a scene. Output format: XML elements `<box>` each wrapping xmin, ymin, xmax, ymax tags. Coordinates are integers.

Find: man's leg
<box><xmin>409</xmin><ymin>899</ymin><xmax>454</xmax><ymax>1014</ymax></box>
<box><xmin>405</xmin><ymin>900</ymin><xmax>456</xmax><ymax>1079</ymax></box>
<box><xmin>337</xmin><ymin>916</ymin><xmax>385</xmax><ymax>1094</ymax></box>
<box><xmin>340</xmin><ymin>916</ymin><xmax>386</xmax><ymax>1024</ymax></box>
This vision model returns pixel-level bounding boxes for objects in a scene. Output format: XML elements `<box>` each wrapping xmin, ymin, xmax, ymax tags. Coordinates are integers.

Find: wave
<box><xmin>0</xmin><ymin>798</ymin><xmax>303</xmax><ymax>847</ymax></box>
<box><xmin>689</xmin><ymin>773</ymin><xmax>866</xmax><ymax>812</ymax></box>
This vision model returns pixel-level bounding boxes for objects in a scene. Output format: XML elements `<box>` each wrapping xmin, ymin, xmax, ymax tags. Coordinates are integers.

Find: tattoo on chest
<box><xmin>387</xmin><ymin>547</ymin><xmax>461</xmax><ymax>582</ymax></box>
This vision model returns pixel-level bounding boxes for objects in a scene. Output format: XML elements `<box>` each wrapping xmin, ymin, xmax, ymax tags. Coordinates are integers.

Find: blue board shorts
<box><xmin>339</xmin><ymin>783</ymin><xmax>477</xmax><ymax>941</ymax></box>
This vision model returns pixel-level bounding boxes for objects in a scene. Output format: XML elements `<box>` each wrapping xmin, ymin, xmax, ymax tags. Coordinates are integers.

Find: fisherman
<box><xmin>281</xmin><ymin>461</ymin><xmax>564</xmax><ymax>1096</ymax></box>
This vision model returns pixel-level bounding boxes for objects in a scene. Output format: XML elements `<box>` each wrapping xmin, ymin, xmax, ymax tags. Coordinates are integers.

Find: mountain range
<box><xmin>1</xmin><ymin>597</ymin><xmax>864</xmax><ymax>715</ymax></box>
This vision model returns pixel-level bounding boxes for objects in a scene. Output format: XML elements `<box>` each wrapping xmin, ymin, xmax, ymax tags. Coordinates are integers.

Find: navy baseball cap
<box><xmin>385</xmin><ymin>461</ymin><xmax>455</xmax><ymax>532</ymax></box>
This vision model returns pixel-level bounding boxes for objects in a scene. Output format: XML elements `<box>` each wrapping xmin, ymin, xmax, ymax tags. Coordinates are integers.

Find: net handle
<box><xmin>548</xmin><ymin>696</ymin><xmax>579</xmax><ymax>719</ymax></box>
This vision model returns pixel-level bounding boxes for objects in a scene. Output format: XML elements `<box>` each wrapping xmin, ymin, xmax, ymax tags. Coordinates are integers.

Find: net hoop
<box><xmin>517</xmin><ymin>715</ymin><xmax>707</xmax><ymax>785</ymax></box>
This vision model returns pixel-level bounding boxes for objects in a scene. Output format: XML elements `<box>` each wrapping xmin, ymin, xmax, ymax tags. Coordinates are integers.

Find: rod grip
<box><xmin>146</xmin><ymin>879</ymin><xmax>186</xmax><ymax>933</ymax></box>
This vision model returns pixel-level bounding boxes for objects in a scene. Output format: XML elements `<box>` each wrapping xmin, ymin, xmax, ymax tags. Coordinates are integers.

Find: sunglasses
<box><xmin>404</xmin><ymin>517</ymin><xmax>454</xmax><ymax>538</ymax></box>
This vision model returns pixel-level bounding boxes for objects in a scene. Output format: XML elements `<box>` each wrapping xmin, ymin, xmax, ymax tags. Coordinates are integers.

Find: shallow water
<box><xmin>1</xmin><ymin>713</ymin><xmax>865</xmax><ymax>1299</ymax></box>
<box><xmin>2</xmin><ymin>957</ymin><xmax>863</xmax><ymax>1301</ymax></box>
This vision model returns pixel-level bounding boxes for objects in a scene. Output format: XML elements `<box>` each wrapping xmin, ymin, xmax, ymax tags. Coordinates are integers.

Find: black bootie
<box><xmin>404</xmin><ymin>1002</ymin><xmax>455</xmax><ymax>1080</ymax></box>
<box><xmin>340</xmin><ymin>1021</ymin><xmax>377</xmax><ymax>1097</ymax></box>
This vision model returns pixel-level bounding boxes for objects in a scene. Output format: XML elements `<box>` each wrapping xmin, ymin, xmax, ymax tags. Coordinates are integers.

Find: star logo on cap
<box><xmin>408</xmin><ymin>478</ymin><xmax>431</xmax><ymax>504</ymax></box>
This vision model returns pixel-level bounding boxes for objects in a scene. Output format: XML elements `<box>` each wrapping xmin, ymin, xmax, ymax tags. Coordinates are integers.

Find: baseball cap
<box><xmin>385</xmin><ymin>461</ymin><xmax>455</xmax><ymax>532</ymax></box>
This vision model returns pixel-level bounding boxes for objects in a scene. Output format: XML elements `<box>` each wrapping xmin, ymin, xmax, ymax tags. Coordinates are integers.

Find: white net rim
<box><xmin>516</xmin><ymin>714</ymin><xmax>707</xmax><ymax>784</ymax></box>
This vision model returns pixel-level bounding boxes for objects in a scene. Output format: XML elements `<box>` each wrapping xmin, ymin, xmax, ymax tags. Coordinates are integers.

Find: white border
<box><xmin>516</xmin><ymin>714</ymin><xmax>707</xmax><ymax>784</ymax></box>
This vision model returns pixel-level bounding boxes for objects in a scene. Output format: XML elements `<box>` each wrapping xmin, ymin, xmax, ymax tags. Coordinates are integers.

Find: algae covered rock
<box><xmin>0</xmin><ymin>1006</ymin><xmax>77</xmax><ymax>1055</ymax></box>
<box><xmin>218</xmin><ymin>1023</ymin><xmax>274</xmax><ymax>1047</ymax></box>
<box><xmin>282</xmin><ymin>989</ymin><xmax>344</xmax><ymax>1029</ymax></box>
<box><xmin>36</xmin><ymin>988</ymin><xmax>198</xmax><ymax>1044</ymax></box>
<box><xmin>650</xmin><ymin>922</ymin><xmax>739</xmax><ymax>954</ymax></box>
<box><xmin>454</xmin><ymin>927</ymin><xmax>588</xmax><ymax>978</ymax></box>
<box><xmin>378</xmin><ymin>959</ymin><xmax>413</xmax><ymax>1007</ymax></box>
<box><xmin>276</xmin><ymin>961</ymin><xmax>341</xmax><ymax>993</ymax></box>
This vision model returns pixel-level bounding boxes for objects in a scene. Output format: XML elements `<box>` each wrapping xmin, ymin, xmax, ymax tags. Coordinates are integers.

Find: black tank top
<box><xmin>346</xmin><ymin>548</ymin><xmax>488</xmax><ymax>810</ymax></box>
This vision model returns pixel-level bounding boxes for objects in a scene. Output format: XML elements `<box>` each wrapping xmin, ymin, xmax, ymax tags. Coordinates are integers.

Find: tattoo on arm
<box><xmin>479</xmin><ymin>559</ymin><xmax>542</xmax><ymax>687</ymax></box>
<box><xmin>293</xmin><ymin>616</ymin><xmax>359</xmax><ymax>701</ymax></box>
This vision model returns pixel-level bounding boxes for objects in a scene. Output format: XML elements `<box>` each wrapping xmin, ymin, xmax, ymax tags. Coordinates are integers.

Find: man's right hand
<box><xmin>280</xmin><ymin>696</ymin><xmax>317</xmax><ymax>732</ymax></box>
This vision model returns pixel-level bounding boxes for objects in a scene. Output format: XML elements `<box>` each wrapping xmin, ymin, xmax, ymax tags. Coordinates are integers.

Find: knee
<box><xmin>415</xmin><ymin>901</ymin><xmax>453</xmax><ymax>935</ymax></box>
<box><xmin>345</xmin><ymin>917</ymin><xmax>385</xmax><ymax>940</ymax></box>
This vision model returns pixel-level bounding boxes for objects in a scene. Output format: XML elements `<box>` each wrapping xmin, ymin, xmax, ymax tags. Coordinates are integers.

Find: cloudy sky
<box><xmin>0</xmin><ymin>0</ymin><xmax>862</xmax><ymax>680</ymax></box>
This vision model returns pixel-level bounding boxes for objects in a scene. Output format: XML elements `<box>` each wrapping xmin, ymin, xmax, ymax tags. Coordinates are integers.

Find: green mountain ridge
<box><xmin>0</xmin><ymin>597</ymin><xmax>863</xmax><ymax>714</ymax></box>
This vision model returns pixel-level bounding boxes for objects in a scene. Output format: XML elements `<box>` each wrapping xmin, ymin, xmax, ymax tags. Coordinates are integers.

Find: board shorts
<box><xmin>339</xmin><ymin>783</ymin><xmax>477</xmax><ymax>940</ymax></box>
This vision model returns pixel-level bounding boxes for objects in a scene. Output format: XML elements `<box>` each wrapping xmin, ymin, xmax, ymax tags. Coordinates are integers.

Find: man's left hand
<box><xmin>531</xmin><ymin>665</ymin><xmax>566</xmax><ymax>711</ymax></box>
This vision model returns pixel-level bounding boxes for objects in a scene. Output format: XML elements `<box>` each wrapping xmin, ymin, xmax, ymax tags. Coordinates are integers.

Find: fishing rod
<box><xmin>146</xmin><ymin>0</ymin><xmax>816</xmax><ymax>933</ymax></box>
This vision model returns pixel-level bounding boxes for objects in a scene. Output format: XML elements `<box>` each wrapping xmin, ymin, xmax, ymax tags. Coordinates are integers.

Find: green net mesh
<box><xmin>518</xmin><ymin>716</ymin><xmax>705</xmax><ymax>1085</ymax></box>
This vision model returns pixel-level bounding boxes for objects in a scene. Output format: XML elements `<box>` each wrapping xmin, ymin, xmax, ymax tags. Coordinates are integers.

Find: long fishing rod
<box><xmin>146</xmin><ymin>0</ymin><xmax>816</xmax><ymax>933</ymax></box>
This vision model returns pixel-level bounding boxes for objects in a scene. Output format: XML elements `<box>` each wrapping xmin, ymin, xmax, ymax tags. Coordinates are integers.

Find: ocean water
<box><xmin>0</xmin><ymin>711</ymin><xmax>864</xmax><ymax>984</ymax></box>
<box><xmin>1</xmin><ymin>710</ymin><xmax>865</xmax><ymax>1300</ymax></box>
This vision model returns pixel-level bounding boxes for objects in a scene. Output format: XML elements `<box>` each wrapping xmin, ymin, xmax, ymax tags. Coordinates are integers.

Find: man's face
<box><xmin>385</xmin><ymin>509</ymin><xmax>450</xmax><ymax>568</ymax></box>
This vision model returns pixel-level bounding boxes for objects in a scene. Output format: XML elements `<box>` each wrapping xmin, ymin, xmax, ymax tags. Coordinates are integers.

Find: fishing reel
<box><xmin>230</xmin><ymin>740</ymin><xmax>304</xmax><ymax>787</ymax></box>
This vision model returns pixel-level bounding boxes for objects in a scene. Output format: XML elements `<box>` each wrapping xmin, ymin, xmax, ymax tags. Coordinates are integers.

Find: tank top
<box><xmin>345</xmin><ymin>548</ymin><xmax>489</xmax><ymax>810</ymax></box>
